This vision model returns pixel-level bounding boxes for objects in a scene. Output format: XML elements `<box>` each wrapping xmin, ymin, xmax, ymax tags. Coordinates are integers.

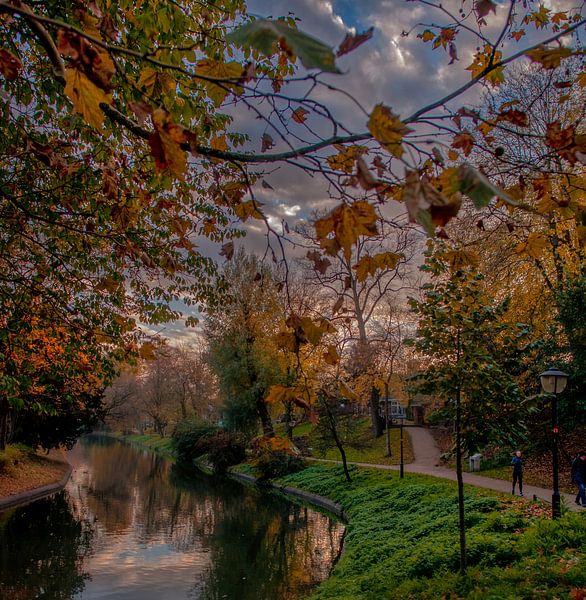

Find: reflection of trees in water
<box><xmin>71</xmin><ymin>437</ymin><xmax>344</xmax><ymax>599</ymax></box>
<box><xmin>0</xmin><ymin>493</ymin><xmax>94</xmax><ymax>600</ymax></box>
<box><xmin>180</xmin><ymin>477</ymin><xmax>345</xmax><ymax>600</ymax></box>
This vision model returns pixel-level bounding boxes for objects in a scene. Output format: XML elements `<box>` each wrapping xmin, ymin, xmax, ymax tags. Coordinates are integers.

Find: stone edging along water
<box><xmin>0</xmin><ymin>462</ymin><xmax>73</xmax><ymax>513</ymax></box>
<box><xmin>227</xmin><ymin>470</ymin><xmax>348</xmax><ymax>522</ymax></box>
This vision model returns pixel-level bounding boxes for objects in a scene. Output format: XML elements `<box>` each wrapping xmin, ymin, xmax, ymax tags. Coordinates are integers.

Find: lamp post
<box><xmin>540</xmin><ymin>368</ymin><xmax>569</xmax><ymax>519</ymax></box>
<box><xmin>399</xmin><ymin>416</ymin><xmax>404</xmax><ymax>478</ymax></box>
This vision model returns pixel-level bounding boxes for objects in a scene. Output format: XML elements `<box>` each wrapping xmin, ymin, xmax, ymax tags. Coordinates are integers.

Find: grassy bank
<box><xmin>105</xmin><ymin>432</ymin><xmax>174</xmax><ymax>457</ymax></box>
<box><xmin>0</xmin><ymin>445</ymin><xmax>69</xmax><ymax>499</ymax></box>
<box><xmin>277</xmin><ymin>464</ymin><xmax>586</xmax><ymax>600</ymax></box>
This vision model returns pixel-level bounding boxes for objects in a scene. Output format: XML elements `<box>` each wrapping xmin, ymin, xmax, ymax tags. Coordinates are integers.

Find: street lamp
<box><xmin>540</xmin><ymin>368</ymin><xmax>569</xmax><ymax>519</ymax></box>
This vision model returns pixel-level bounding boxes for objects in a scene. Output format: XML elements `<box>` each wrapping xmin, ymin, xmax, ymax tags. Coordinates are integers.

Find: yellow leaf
<box><xmin>139</xmin><ymin>342</ymin><xmax>157</xmax><ymax>360</ymax></box>
<box><xmin>353</xmin><ymin>251</ymin><xmax>402</xmax><ymax>282</ymax></box>
<box><xmin>197</xmin><ymin>59</ymin><xmax>243</xmax><ymax>106</ymax></box>
<box><xmin>266</xmin><ymin>384</ymin><xmax>296</xmax><ymax>405</ymax></box>
<box><xmin>367</xmin><ymin>103</ymin><xmax>412</xmax><ymax>158</ymax></box>
<box><xmin>466</xmin><ymin>44</ymin><xmax>504</xmax><ymax>86</ymax></box>
<box><xmin>442</xmin><ymin>249</ymin><xmax>479</xmax><ymax>270</ymax></box>
<box><xmin>150</xmin><ymin>108</ymin><xmax>187</xmax><ymax>178</ymax></box>
<box><xmin>210</xmin><ymin>134</ymin><xmax>229</xmax><ymax>152</ymax></box>
<box><xmin>233</xmin><ymin>200</ymin><xmax>265</xmax><ymax>221</ymax></box>
<box><xmin>447</xmin><ymin>149</ymin><xmax>460</xmax><ymax>161</ymax></box>
<box><xmin>515</xmin><ymin>232</ymin><xmax>548</xmax><ymax>259</ymax></box>
<box><xmin>138</xmin><ymin>67</ymin><xmax>157</xmax><ymax>91</ymax></box>
<box><xmin>326</xmin><ymin>144</ymin><xmax>368</xmax><ymax>174</ymax></box>
<box><xmin>64</xmin><ymin>68</ymin><xmax>112</xmax><ymax>129</ymax></box>
<box><xmin>339</xmin><ymin>381</ymin><xmax>359</xmax><ymax>402</ymax></box>
<box><xmin>577</xmin><ymin>72</ymin><xmax>586</xmax><ymax>88</ymax></box>
<box><xmin>526</xmin><ymin>46</ymin><xmax>573</xmax><ymax>70</ymax></box>
<box><xmin>419</xmin><ymin>30</ymin><xmax>435</xmax><ymax>42</ymax></box>
<box><xmin>292</xmin><ymin>107</ymin><xmax>309</xmax><ymax>124</ymax></box>
<box><xmin>323</xmin><ymin>345</ymin><xmax>340</xmax><ymax>366</ymax></box>
<box><xmin>314</xmin><ymin>201</ymin><xmax>379</xmax><ymax>259</ymax></box>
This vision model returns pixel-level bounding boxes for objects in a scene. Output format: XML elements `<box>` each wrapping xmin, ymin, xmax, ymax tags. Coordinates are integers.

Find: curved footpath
<box><xmin>0</xmin><ymin>452</ymin><xmax>73</xmax><ymax>513</ymax></box>
<box><xmin>311</xmin><ymin>426</ymin><xmax>582</xmax><ymax>512</ymax></box>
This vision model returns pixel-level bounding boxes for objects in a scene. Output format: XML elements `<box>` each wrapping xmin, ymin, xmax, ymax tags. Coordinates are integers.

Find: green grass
<box><xmin>277</xmin><ymin>464</ymin><xmax>586</xmax><ymax>599</ymax></box>
<box><xmin>119</xmin><ymin>433</ymin><xmax>174</xmax><ymax>456</ymax></box>
<box><xmin>315</xmin><ymin>419</ymin><xmax>414</xmax><ymax>466</ymax></box>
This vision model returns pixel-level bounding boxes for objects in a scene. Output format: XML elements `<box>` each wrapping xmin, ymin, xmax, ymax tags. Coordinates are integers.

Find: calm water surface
<box><xmin>0</xmin><ymin>436</ymin><xmax>344</xmax><ymax>599</ymax></box>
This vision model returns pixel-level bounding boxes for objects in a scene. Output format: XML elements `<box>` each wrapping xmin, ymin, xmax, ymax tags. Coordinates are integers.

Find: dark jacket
<box><xmin>571</xmin><ymin>456</ymin><xmax>586</xmax><ymax>484</ymax></box>
<box><xmin>511</xmin><ymin>456</ymin><xmax>522</xmax><ymax>473</ymax></box>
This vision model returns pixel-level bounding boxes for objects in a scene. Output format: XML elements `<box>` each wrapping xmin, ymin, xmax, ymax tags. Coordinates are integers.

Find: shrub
<box><xmin>251</xmin><ymin>436</ymin><xmax>306</xmax><ymax>480</ymax></box>
<box><xmin>0</xmin><ymin>444</ymin><xmax>28</xmax><ymax>475</ymax></box>
<box><xmin>192</xmin><ymin>431</ymin><xmax>246</xmax><ymax>473</ymax></box>
<box><xmin>171</xmin><ymin>417</ymin><xmax>219</xmax><ymax>462</ymax></box>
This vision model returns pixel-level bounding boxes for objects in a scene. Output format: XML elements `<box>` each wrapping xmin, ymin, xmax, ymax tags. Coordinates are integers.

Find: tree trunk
<box><xmin>455</xmin><ymin>386</ymin><xmax>467</xmax><ymax>575</ymax></box>
<box><xmin>0</xmin><ymin>396</ymin><xmax>10</xmax><ymax>451</ymax></box>
<box><xmin>369</xmin><ymin>386</ymin><xmax>385</xmax><ymax>438</ymax></box>
<box><xmin>257</xmin><ymin>396</ymin><xmax>274</xmax><ymax>437</ymax></box>
<box><xmin>326</xmin><ymin>403</ymin><xmax>351</xmax><ymax>482</ymax></box>
<box><xmin>385</xmin><ymin>382</ymin><xmax>391</xmax><ymax>457</ymax></box>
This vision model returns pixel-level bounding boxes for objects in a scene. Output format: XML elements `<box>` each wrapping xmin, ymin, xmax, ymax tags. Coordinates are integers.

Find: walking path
<box><xmin>312</xmin><ymin>427</ymin><xmax>582</xmax><ymax>512</ymax></box>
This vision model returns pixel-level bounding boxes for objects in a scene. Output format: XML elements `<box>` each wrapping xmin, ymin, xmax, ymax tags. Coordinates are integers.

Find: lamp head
<box><xmin>540</xmin><ymin>368</ymin><xmax>569</xmax><ymax>394</ymax></box>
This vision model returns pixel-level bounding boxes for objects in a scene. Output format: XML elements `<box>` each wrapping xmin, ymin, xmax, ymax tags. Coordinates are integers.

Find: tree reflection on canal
<box><xmin>0</xmin><ymin>436</ymin><xmax>344</xmax><ymax>599</ymax></box>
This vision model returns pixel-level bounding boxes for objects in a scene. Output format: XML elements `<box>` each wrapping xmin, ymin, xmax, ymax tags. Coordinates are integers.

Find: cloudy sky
<box><xmin>161</xmin><ymin>0</ymin><xmax>583</xmax><ymax>340</ymax></box>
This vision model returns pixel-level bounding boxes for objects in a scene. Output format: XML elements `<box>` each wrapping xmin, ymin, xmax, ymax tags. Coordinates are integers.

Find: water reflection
<box><xmin>0</xmin><ymin>436</ymin><xmax>344</xmax><ymax>599</ymax></box>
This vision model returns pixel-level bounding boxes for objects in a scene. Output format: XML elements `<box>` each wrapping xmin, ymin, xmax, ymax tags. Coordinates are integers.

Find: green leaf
<box><xmin>458</xmin><ymin>164</ymin><xmax>516</xmax><ymax>208</ymax></box>
<box><xmin>227</xmin><ymin>19</ymin><xmax>340</xmax><ymax>73</ymax></box>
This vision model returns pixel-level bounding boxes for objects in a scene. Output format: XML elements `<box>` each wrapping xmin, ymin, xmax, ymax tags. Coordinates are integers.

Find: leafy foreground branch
<box><xmin>277</xmin><ymin>465</ymin><xmax>586</xmax><ymax>600</ymax></box>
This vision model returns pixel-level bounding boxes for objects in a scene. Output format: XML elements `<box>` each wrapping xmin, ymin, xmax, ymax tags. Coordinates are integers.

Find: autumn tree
<box><xmin>408</xmin><ymin>244</ymin><xmax>530</xmax><ymax>574</ymax></box>
<box><xmin>206</xmin><ymin>251</ymin><xmax>286</xmax><ymax>436</ymax></box>
<box><xmin>1</xmin><ymin>0</ymin><xmax>584</xmax><ymax>449</ymax></box>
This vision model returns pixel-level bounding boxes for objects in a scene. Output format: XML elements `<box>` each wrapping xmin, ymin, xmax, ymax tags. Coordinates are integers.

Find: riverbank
<box><xmin>277</xmin><ymin>464</ymin><xmax>586</xmax><ymax>600</ymax></box>
<box><xmin>104</xmin><ymin>433</ymin><xmax>586</xmax><ymax>598</ymax></box>
<box><xmin>0</xmin><ymin>446</ymin><xmax>72</xmax><ymax>511</ymax></box>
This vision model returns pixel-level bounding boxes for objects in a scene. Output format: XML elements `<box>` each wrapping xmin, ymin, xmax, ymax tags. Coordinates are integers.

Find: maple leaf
<box><xmin>515</xmin><ymin>232</ymin><xmax>548</xmax><ymax>259</ymax></box>
<box><xmin>510</xmin><ymin>30</ymin><xmax>525</xmax><ymax>41</ymax></box>
<box><xmin>148</xmin><ymin>108</ymin><xmax>188</xmax><ymax>178</ymax></box>
<box><xmin>292</xmin><ymin>107</ymin><xmax>309</xmax><ymax>123</ymax></box>
<box><xmin>307</xmin><ymin>250</ymin><xmax>331</xmax><ymax>275</ymax></box>
<box><xmin>418</xmin><ymin>30</ymin><xmax>435</xmax><ymax>42</ymax></box>
<box><xmin>452</xmin><ymin>131</ymin><xmax>475</xmax><ymax>156</ymax></box>
<box><xmin>368</xmin><ymin>103</ymin><xmax>412</xmax><ymax>158</ymax></box>
<box><xmin>442</xmin><ymin>249</ymin><xmax>479</xmax><ymax>270</ymax></box>
<box><xmin>220</xmin><ymin>241</ymin><xmax>234</xmax><ymax>260</ymax></box>
<box><xmin>323</xmin><ymin>345</ymin><xmax>340</xmax><ymax>366</ymax></box>
<box><xmin>0</xmin><ymin>49</ymin><xmax>21</xmax><ymax>80</ymax></box>
<box><xmin>314</xmin><ymin>200</ymin><xmax>379</xmax><ymax>259</ymax></box>
<box><xmin>466</xmin><ymin>44</ymin><xmax>504</xmax><ymax>85</ymax></box>
<box><xmin>475</xmin><ymin>0</ymin><xmax>497</xmax><ymax>19</ymax></box>
<box><xmin>339</xmin><ymin>381</ymin><xmax>359</xmax><ymax>401</ymax></box>
<box><xmin>497</xmin><ymin>109</ymin><xmax>529</xmax><ymax>128</ymax></box>
<box><xmin>353</xmin><ymin>251</ymin><xmax>402</xmax><ymax>282</ymax></box>
<box><xmin>261</xmin><ymin>133</ymin><xmax>275</xmax><ymax>152</ymax></box>
<box><xmin>433</xmin><ymin>28</ymin><xmax>456</xmax><ymax>49</ymax></box>
<box><xmin>196</xmin><ymin>59</ymin><xmax>243</xmax><ymax>106</ymax></box>
<box><xmin>403</xmin><ymin>170</ymin><xmax>462</xmax><ymax>234</ymax></box>
<box><xmin>544</xmin><ymin>121</ymin><xmax>585</xmax><ymax>164</ymax></box>
<box><xmin>524</xmin><ymin>5</ymin><xmax>551</xmax><ymax>29</ymax></box>
<box><xmin>336</xmin><ymin>27</ymin><xmax>374</xmax><ymax>57</ymax></box>
<box><xmin>233</xmin><ymin>200</ymin><xmax>264</xmax><ymax>221</ymax></box>
<box><xmin>139</xmin><ymin>342</ymin><xmax>157</xmax><ymax>360</ymax></box>
<box><xmin>228</xmin><ymin>19</ymin><xmax>339</xmax><ymax>73</ymax></box>
<box><xmin>327</xmin><ymin>144</ymin><xmax>368</xmax><ymax>174</ymax></box>
<box><xmin>266</xmin><ymin>384</ymin><xmax>297</xmax><ymax>405</ymax></box>
<box><xmin>526</xmin><ymin>46</ymin><xmax>573</xmax><ymax>70</ymax></box>
<box><xmin>64</xmin><ymin>68</ymin><xmax>112</xmax><ymax>129</ymax></box>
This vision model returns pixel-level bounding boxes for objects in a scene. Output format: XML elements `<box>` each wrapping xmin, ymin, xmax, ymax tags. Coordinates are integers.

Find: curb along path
<box><xmin>0</xmin><ymin>458</ymin><xmax>73</xmax><ymax>513</ymax></box>
<box><xmin>311</xmin><ymin>426</ymin><xmax>582</xmax><ymax>512</ymax></box>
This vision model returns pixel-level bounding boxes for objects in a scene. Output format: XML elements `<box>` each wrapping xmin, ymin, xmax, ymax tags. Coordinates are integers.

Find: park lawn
<box><xmin>277</xmin><ymin>464</ymin><xmax>586</xmax><ymax>600</ymax></box>
<box><xmin>119</xmin><ymin>433</ymin><xmax>174</xmax><ymax>455</ymax></box>
<box><xmin>314</xmin><ymin>418</ymin><xmax>414</xmax><ymax>466</ymax></box>
<box><xmin>0</xmin><ymin>445</ymin><xmax>69</xmax><ymax>499</ymax></box>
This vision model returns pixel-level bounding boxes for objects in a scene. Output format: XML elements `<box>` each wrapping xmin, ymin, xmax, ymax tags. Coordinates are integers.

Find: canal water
<box><xmin>0</xmin><ymin>436</ymin><xmax>344</xmax><ymax>599</ymax></box>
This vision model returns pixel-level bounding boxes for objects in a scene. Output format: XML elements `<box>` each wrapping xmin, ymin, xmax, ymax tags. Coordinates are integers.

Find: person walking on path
<box><xmin>571</xmin><ymin>451</ymin><xmax>586</xmax><ymax>506</ymax></box>
<box><xmin>511</xmin><ymin>450</ymin><xmax>524</xmax><ymax>497</ymax></box>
